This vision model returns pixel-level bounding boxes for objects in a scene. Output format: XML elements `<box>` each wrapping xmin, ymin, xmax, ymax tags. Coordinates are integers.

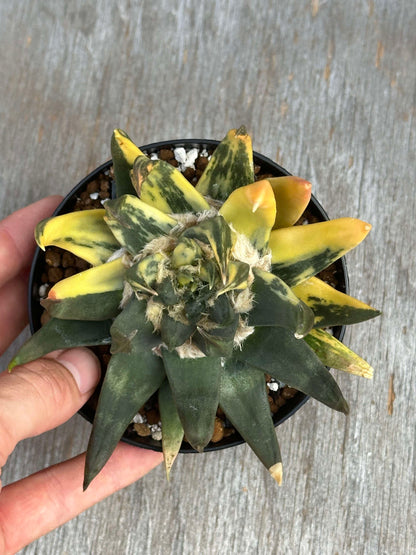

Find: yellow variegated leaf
<box><xmin>104</xmin><ymin>195</ymin><xmax>177</xmax><ymax>255</ymax></box>
<box><xmin>112</xmin><ymin>129</ymin><xmax>145</xmax><ymax>197</ymax></box>
<box><xmin>292</xmin><ymin>277</ymin><xmax>380</xmax><ymax>327</ymax></box>
<box><xmin>35</xmin><ymin>210</ymin><xmax>119</xmax><ymax>266</ymax></box>
<box><xmin>219</xmin><ymin>180</ymin><xmax>276</xmax><ymax>251</ymax></box>
<box><xmin>112</xmin><ymin>129</ymin><xmax>144</xmax><ymax>165</ymax></box>
<box><xmin>196</xmin><ymin>127</ymin><xmax>254</xmax><ymax>201</ymax></box>
<box><xmin>46</xmin><ymin>258</ymin><xmax>125</xmax><ymax>299</ymax></box>
<box><xmin>268</xmin><ymin>176</ymin><xmax>312</xmax><ymax>228</ymax></box>
<box><xmin>171</xmin><ymin>238</ymin><xmax>203</xmax><ymax>268</ymax></box>
<box><xmin>42</xmin><ymin>258</ymin><xmax>125</xmax><ymax>320</ymax></box>
<box><xmin>269</xmin><ymin>218</ymin><xmax>372</xmax><ymax>287</ymax></box>
<box><xmin>182</xmin><ymin>216</ymin><xmax>232</xmax><ymax>281</ymax></box>
<box><xmin>132</xmin><ymin>155</ymin><xmax>210</xmax><ymax>214</ymax></box>
<box><xmin>218</xmin><ymin>260</ymin><xmax>250</xmax><ymax>294</ymax></box>
<box><xmin>127</xmin><ymin>253</ymin><xmax>166</xmax><ymax>294</ymax></box>
<box><xmin>304</xmin><ymin>328</ymin><xmax>374</xmax><ymax>378</ymax></box>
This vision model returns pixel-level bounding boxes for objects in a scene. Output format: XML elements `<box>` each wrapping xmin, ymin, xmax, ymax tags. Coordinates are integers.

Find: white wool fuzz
<box><xmin>146</xmin><ymin>298</ymin><xmax>164</xmax><ymax>331</ymax></box>
<box><xmin>175</xmin><ymin>340</ymin><xmax>206</xmax><ymax>359</ymax></box>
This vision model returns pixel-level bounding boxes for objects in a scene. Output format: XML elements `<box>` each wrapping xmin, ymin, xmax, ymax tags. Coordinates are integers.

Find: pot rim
<box><xmin>28</xmin><ymin>138</ymin><xmax>348</xmax><ymax>454</ymax></box>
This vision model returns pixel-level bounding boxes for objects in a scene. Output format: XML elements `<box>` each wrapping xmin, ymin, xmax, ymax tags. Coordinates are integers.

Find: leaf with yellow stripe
<box><xmin>35</xmin><ymin>210</ymin><xmax>119</xmax><ymax>266</ymax></box>
<box><xmin>41</xmin><ymin>258</ymin><xmax>125</xmax><ymax>320</ymax></box>
<box><xmin>292</xmin><ymin>277</ymin><xmax>381</xmax><ymax>327</ymax></box>
<box><xmin>171</xmin><ymin>237</ymin><xmax>203</xmax><ymax>268</ymax></box>
<box><xmin>132</xmin><ymin>155</ymin><xmax>210</xmax><ymax>214</ymax></box>
<box><xmin>126</xmin><ymin>252</ymin><xmax>166</xmax><ymax>294</ymax></box>
<box><xmin>104</xmin><ymin>194</ymin><xmax>176</xmax><ymax>255</ymax></box>
<box><xmin>111</xmin><ymin>129</ymin><xmax>144</xmax><ymax>196</ymax></box>
<box><xmin>182</xmin><ymin>216</ymin><xmax>232</xmax><ymax>281</ymax></box>
<box><xmin>269</xmin><ymin>218</ymin><xmax>372</xmax><ymax>287</ymax></box>
<box><xmin>219</xmin><ymin>180</ymin><xmax>276</xmax><ymax>251</ymax></box>
<box><xmin>196</xmin><ymin>127</ymin><xmax>254</xmax><ymax>201</ymax></box>
<box><xmin>268</xmin><ymin>176</ymin><xmax>312</xmax><ymax>228</ymax></box>
<box><xmin>304</xmin><ymin>328</ymin><xmax>374</xmax><ymax>379</ymax></box>
<box><xmin>218</xmin><ymin>260</ymin><xmax>250</xmax><ymax>295</ymax></box>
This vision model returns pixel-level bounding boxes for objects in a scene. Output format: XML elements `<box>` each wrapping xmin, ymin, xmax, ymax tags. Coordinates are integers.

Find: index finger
<box><xmin>0</xmin><ymin>196</ymin><xmax>63</xmax><ymax>287</ymax></box>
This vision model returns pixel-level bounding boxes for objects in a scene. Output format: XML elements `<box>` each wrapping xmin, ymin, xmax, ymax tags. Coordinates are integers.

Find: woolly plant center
<box><xmin>121</xmin><ymin>210</ymin><xmax>272</xmax><ymax>359</ymax></box>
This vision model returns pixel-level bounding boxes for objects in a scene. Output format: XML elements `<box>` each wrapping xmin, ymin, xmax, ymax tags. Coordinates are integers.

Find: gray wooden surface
<box><xmin>1</xmin><ymin>1</ymin><xmax>415</xmax><ymax>553</ymax></box>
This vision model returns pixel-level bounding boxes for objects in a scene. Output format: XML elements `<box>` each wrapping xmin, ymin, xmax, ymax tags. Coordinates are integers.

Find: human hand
<box><xmin>0</xmin><ymin>197</ymin><xmax>163</xmax><ymax>554</ymax></box>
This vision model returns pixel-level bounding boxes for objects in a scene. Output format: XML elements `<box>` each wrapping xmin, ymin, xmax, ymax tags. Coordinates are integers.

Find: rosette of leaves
<box><xmin>10</xmin><ymin>127</ymin><xmax>380</xmax><ymax>489</ymax></box>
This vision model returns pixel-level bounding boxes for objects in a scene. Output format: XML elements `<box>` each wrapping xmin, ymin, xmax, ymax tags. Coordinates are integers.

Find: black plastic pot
<box><xmin>28</xmin><ymin>139</ymin><xmax>348</xmax><ymax>454</ymax></box>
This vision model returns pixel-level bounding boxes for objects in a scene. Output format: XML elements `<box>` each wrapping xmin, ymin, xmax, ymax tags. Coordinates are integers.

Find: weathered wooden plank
<box><xmin>1</xmin><ymin>0</ymin><xmax>415</xmax><ymax>553</ymax></box>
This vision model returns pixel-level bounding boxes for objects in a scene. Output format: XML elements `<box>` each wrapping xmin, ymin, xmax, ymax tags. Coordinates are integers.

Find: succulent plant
<box><xmin>10</xmin><ymin>127</ymin><xmax>380</xmax><ymax>489</ymax></box>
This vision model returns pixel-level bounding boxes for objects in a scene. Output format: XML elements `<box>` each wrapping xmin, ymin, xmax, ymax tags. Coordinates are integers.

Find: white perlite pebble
<box><xmin>150</xmin><ymin>152</ymin><xmax>159</xmax><ymax>160</ymax></box>
<box><xmin>38</xmin><ymin>284</ymin><xmax>49</xmax><ymax>298</ymax></box>
<box><xmin>267</xmin><ymin>381</ymin><xmax>280</xmax><ymax>392</ymax></box>
<box><xmin>89</xmin><ymin>192</ymin><xmax>100</xmax><ymax>200</ymax></box>
<box><xmin>174</xmin><ymin>147</ymin><xmax>199</xmax><ymax>170</ymax></box>
<box><xmin>133</xmin><ymin>413</ymin><xmax>146</xmax><ymax>424</ymax></box>
<box><xmin>149</xmin><ymin>423</ymin><xmax>162</xmax><ymax>441</ymax></box>
<box><xmin>151</xmin><ymin>430</ymin><xmax>162</xmax><ymax>441</ymax></box>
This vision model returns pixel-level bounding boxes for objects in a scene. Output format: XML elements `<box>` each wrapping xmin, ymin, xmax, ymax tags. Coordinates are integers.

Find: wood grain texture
<box><xmin>1</xmin><ymin>0</ymin><xmax>415</xmax><ymax>553</ymax></box>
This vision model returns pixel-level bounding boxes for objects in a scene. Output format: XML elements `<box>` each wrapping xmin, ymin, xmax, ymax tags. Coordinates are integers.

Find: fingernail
<box><xmin>54</xmin><ymin>348</ymin><xmax>101</xmax><ymax>394</ymax></box>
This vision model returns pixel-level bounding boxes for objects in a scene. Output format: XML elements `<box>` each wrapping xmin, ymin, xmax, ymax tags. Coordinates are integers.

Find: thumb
<box><xmin>0</xmin><ymin>348</ymin><xmax>101</xmax><ymax>469</ymax></box>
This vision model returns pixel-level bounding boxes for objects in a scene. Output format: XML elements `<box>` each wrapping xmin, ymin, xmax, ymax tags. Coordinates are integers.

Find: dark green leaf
<box><xmin>220</xmin><ymin>359</ymin><xmax>282</xmax><ymax>483</ymax></box>
<box><xmin>8</xmin><ymin>318</ymin><xmax>112</xmax><ymax>370</ymax></box>
<box><xmin>84</xmin><ymin>298</ymin><xmax>165</xmax><ymax>490</ymax></box>
<box><xmin>235</xmin><ymin>327</ymin><xmax>349</xmax><ymax>414</ymax></box>
<box><xmin>162</xmin><ymin>350</ymin><xmax>221</xmax><ymax>452</ymax></box>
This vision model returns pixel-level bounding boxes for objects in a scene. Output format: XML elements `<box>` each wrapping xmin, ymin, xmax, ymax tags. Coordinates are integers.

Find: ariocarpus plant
<box><xmin>10</xmin><ymin>127</ymin><xmax>380</xmax><ymax>489</ymax></box>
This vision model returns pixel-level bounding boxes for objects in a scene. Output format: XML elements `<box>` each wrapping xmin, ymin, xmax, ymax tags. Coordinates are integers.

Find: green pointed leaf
<box><xmin>8</xmin><ymin>318</ymin><xmax>112</xmax><ymax>370</ymax></box>
<box><xmin>208</xmin><ymin>293</ymin><xmax>234</xmax><ymax>324</ymax></box>
<box><xmin>194</xmin><ymin>297</ymin><xmax>239</xmax><ymax>357</ymax></box>
<box><xmin>304</xmin><ymin>328</ymin><xmax>374</xmax><ymax>379</ymax></box>
<box><xmin>220</xmin><ymin>359</ymin><xmax>282</xmax><ymax>484</ymax></box>
<box><xmin>182</xmin><ymin>216</ymin><xmax>232</xmax><ymax>280</ymax></box>
<box><xmin>235</xmin><ymin>326</ymin><xmax>349</xmax><ymax>414</ymax></box>
<box><xmin>219</xmin><ymin>179</ymin><xmax>276</xmax><ymax>251</ymax></box>
<box><xmin>160</xmin><ymin>312</ymin><xmax>195</xmax><ymax>350</ymax></box>
<box><xmin>159</xmin><ymin>380</ymin><xmax>184</xmax><ymax>480</ymax></box>
<box><xmin>248</xmin><ymin>268</ymin><xmax>314</xmax><ymax>338</ymax></box>
<box><xmin>193</xmin><ymin>328</ymin><xmax>235</xmax><ymax>358</ymax></box>
<box><xmin>104</xmin><ymin>194</ymin><xmax>176</xmax><ymax>255</ymax></box>
<box><xmin>269</xmin><ymin>218</ymin><xmax>372</xmax><ymax>287</ymax></box>
<box><xmin>111</xmin><ymin>129</ymin><xmax>144</xmax><ymax>196</ymax></box>
<box><xmin>292</xmin><ymin>277</ymin><xmax>381</xmax><ymax>328</ymax></box>
<box><xmin>155</xmin><ymin>278</ymin><xmax>180</xmax><ymax>305</ymax></box>
<box><xmin>196</xmin><ymin>127</ymin><xmax>254</xmax><ymax>201</ymax></box>
<box><xmin>84</xmin><ymin>298</ymin><xmax>165</xmax><ymax>490</ymax></box>
<box><xmin>133</xmin><ymin>155</ymin><xmax>210</xmax><ymax>214</ymax></box>
<box><xmin>35</xmin><ymin>210</ymin><xmax>119</xmax><ymax>266</ymax></box>
<box><xmin>41</xmin><ymin>258</ymin><xmax>125</xmax><ymax>320</ymax></box>
<box><xmin>162</xmin><ymin>350</ymin><xmax>221</xmax><ymax>452</ymax></box>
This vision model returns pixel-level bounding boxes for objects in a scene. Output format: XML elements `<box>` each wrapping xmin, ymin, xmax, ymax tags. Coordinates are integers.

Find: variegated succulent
<box><xmin>10</xmin><ymin>127</ymin><xmax>379</xmax><ymax>489</ymax></box>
